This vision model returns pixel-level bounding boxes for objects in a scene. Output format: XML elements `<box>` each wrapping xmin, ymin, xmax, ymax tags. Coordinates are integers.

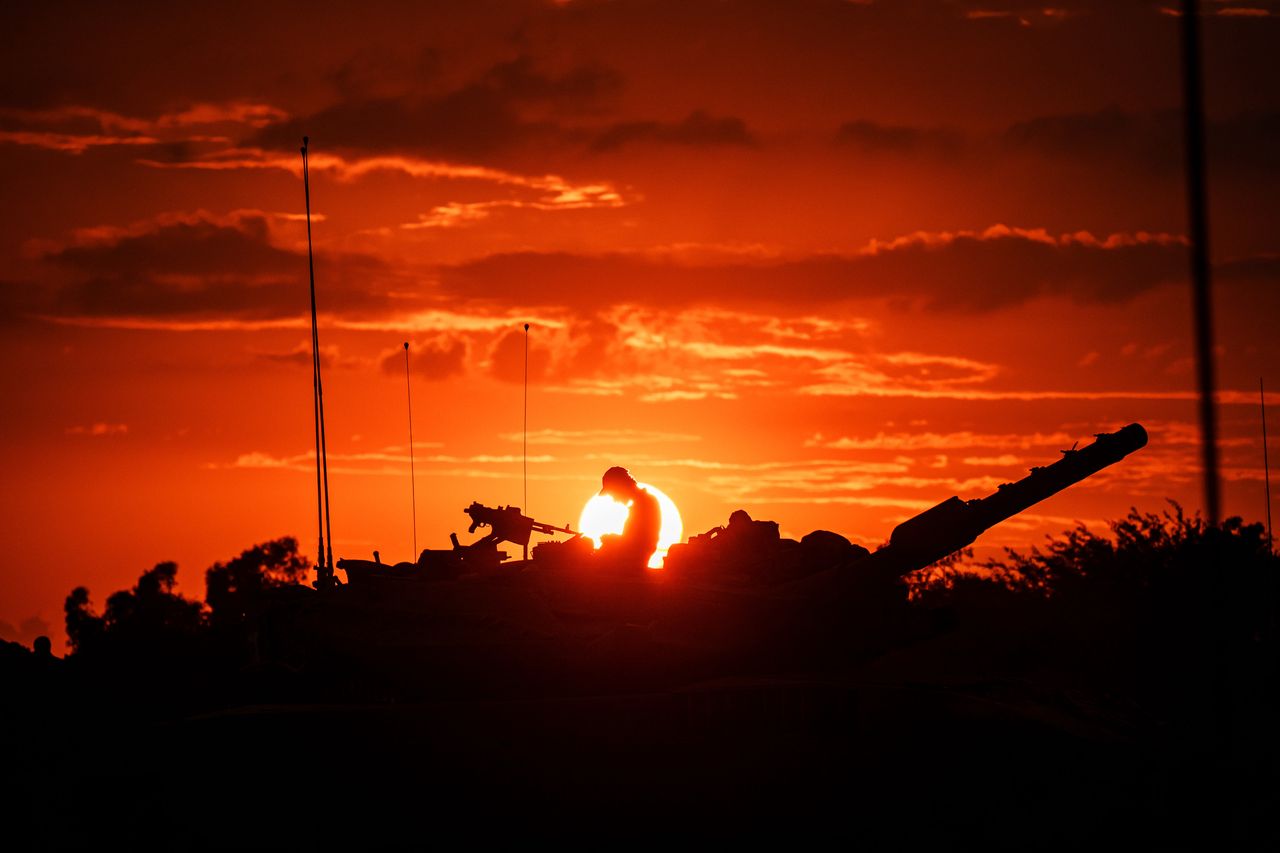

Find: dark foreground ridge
<box><xmin>2</xmin><ymin>432</ymin><xmax>1277</xmax><ymax>847</ymax></box>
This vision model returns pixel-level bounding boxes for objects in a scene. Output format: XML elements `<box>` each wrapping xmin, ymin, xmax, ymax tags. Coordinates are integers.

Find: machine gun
<box><xmin>863</xmin><ymin>422</ymin><xmax>1149</xmax><ymax>577</ymax></box>
<box><xmin>455</xmin><ymin>502</ymin><xmax>579</xmax><ymax>556</ymax></box>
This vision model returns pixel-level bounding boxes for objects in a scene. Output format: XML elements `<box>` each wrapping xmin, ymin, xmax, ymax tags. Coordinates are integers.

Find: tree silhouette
<box><xmin>63</xmin><ymin>538</ymin><xmax>310</xmax><ymax>662</ymax></box>
<box><xmin>204</xmin><ymin>537</ymin><xmax>310</xmax><ymax>664</ymax></box>
<box><xmin>63</xmin><ymin>561</ymin><xmax>204</xmax><ymax>659</ymax></box>
<box><xmin>205</xmin><ymin>536</ymin><xmax>309</xmax><ymax>628</ymax></box>
<box><xmin>64</xmin><ymin>586</ymin><xmax>105</xmax><ymax>654</ymax></box>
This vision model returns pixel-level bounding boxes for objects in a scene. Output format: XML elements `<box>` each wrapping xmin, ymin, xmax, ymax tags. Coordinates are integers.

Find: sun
<box><xmin>578</xmin><ymin>483</ymin><xmax>684</xmax><ymax>568</ymax></box>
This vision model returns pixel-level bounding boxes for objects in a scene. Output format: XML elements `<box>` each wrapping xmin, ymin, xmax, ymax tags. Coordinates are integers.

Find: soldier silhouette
<box><xmin>596</xmin><ymin>466</ymin><xmax>662</xmax><ymax>570</ymax></box>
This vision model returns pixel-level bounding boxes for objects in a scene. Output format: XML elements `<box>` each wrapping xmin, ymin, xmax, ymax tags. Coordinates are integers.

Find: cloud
<box><xmin>1218</xmin><ymin>252</ymin><xmax>1280</xmax><ymax>282</ymax></box>
<box><xmin>0</xmin><ymin>101</ymin><xmax>287</xmax><ymax>153</ymax></box>
<box><xmin>139</xmin><ymin>148</ymin><xmax>631</xmax><ymax>213</ymax></box>
<box><xmin>251</xmin><ymin>55</ymin><xmax>622</xmax><ymax>160</ymax></box>
<box><xmin>798</xmin><ymin>376</ymin><xmax>1259</xmax><ymax>407</ymax></box>
<box><xmin>1003</xmin><ymin>107</ymin><xmax>1280</xmax><ymax>176</ymax></box>
<box><xmin>89</xmin><ymin>61</ymin><xmax>637</xmax><ymax>222</ymax></box>
<box><xmin>805</xmin><ymin>430</ymin><xmax>1077</xmax><ymax>451</ymax></box>
<box><xmin>1002</xmin><ymin>107</ymin><xmax>1180</xmax><ymax>172</ymax></box>
<box><xmin>962</xmin><ymin>7</ymin><xmax>1078</xmax><ymax>26</ymax></box>
<box><xmin>834</xmin><ymin>119</ymin><xmax>963</xmax><ymax>155</ymax></box>
<box><xmin>591</xmin><ymin>109</ymin><xmax>755</xmax><ymax>151</ymax></box>
<box><xmin>1214</xmin><ymin>6</ymin><xmax>1276</xmax><ymax>17</ymax></box>
<box><xmin>49</xmin><ymin>212</ymin><xmax>298</xmax><ymax>278</ymax></box>
<box><xmin>40</xmin><ymin>308</ymin><xmax>567</xmax><ymax>335</ymax></box>
<box><xmin>0</xmin><ymin>74</ymin><xmax>633</xmax><ymax>216</ymax></box>
<box><xmin>961</xmin><ymin>455</ymin><xmax>1023</xmax><ymax>466</ymax></box>
<box><xmin>253</xmin><ymin>341</ymin><xmax>364</xmax><ymax>370</ymax></box>
<box><xmin>402</xmin><ymin>202</ymin><xmax>510</xmax><ymax>229</ymax></box>
<box><xmin>1160</xmin><ymin>3</ymin><xmax>1279</xmax><ymax>17</ymax></box>
<box><xmin>0</xmin><ymin>129</ymin><xmax>163</xmax><ymax>153</ymax></box>
<box><xmin>327</xmin><ymin>46</ymin><xmax>443</xmax><ymax>100</ymax></box>
<box><xmin>541</xmin><ymin>373</ymin><xmax>741</xmax><ymax>403</ymax></box>
<box><xmin>488</xmin><ymin>326</ymin><xmax>555</xmax><ymax>384</ymax></box>
<box><xmin>66</xmin><ymin>423</ymin><xmax>128</xmax><ymax>436</ymax></box>
<box><xmin>497</xmin><ymin>428</ymin><xmax>702</xmax><ymax>446</ymax></box>
<box><xmin>38</xmin><ymin>211</ymin><xmax>391</xmax><ymax>320</ymax></box>
<box><xmin>829</xmin><ymin>108</ymin><xmax>1280</xmax><ymax>179</ymax></box>
<box><xmin>379</xmin><ymin>336</ymin><xmax>469</xmax><ymax>381</ymax></box>
<box><xmin>440</xmin><ymin>225</ymin><xmax>1188</xmax><ymax>313</ymax></box>
<box><xmin>219</xmin><ymin>445</ymin><xmax>566</xmax><ymax>480</ymax></box>
<box><xmin>27</xmin><ymin>209</ymin><xmax>1267</xmax><ymax>413</ymax></box>
<box><xmin>400</xmin><ymin>190</ymin><xmax>627</xmax><ymax>230</ymax></box>
<box><xmin>629</xmin><ymin>337</ymin><xmax>851</xmax><ymax>363</ymax></box>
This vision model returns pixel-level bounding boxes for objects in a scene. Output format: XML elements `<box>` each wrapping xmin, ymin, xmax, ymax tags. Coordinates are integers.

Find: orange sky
<box><xmin>2</xmin><ymin>1</ymin><xmax>1278</xmax><ymax>647</ymax></box>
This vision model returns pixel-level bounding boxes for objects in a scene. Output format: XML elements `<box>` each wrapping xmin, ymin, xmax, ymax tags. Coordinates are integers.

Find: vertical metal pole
<box><xmin>302</xmin><ymin>138</ymin><xmax>335</xmax><ymax>585</ymax></box>
<box><xmin>1263</xmin><ymin>378</ymin><xmax>1273</xmax><ymax>552</ymax></box>
<box><xmin>319</xmin><ymin>374</ymin><xmax>334</xmax><ymax>578</ymax></box>
<box><xmin>301</xmin><ymin>138</ymin><xmax>331</xmax><ymax>587</ymax></box>
<box><xmin>405</xmin><ymin>342</ymin><xmax>418</xmax><ymax>560</ymax></box>
<box><xmin>1180</xmin><ymin>0</ymin><xmax>1222</xmax><ymax>526</ymax></box>
<box><xmin>523</xmin><ymin>323</ymin><xmax>530</xmax><ymax>561</ymax></box>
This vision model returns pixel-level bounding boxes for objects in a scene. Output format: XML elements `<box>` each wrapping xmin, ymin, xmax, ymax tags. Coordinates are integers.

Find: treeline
<box><xmin>63</xmin><ymin>537</ymin><xmax>310</xmax><ymax>670</ymax></box>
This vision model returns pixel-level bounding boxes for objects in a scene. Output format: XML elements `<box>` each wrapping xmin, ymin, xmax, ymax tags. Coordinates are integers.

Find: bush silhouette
<box><xmin>911</xmin><ymin>504</ymin><xmax>1278</xmax><ymax>748</ymax></box>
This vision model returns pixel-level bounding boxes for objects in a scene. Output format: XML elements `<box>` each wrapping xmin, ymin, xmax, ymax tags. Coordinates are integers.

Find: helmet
<box><xmin>600</xmin><ymin>466</ymin><xmax>636</xmax><ymax>497</ymax></box>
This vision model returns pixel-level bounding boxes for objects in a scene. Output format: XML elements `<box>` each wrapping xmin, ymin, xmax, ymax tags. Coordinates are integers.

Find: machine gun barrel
<box><xmin>867</xmin><ymin>423</ymin><xmax>1148</xmax><ymax>577</ymax></box>
<box><xmin>530</xmin><ymin>519</ymin><xmax>578</xmax><ymax>537</ymax></box>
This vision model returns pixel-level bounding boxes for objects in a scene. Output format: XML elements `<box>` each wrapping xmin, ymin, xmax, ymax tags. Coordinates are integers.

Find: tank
<box><xmin>281</xmin><ymin>424</ymin><xmax>1148</xmax><ymax>701</ymax></box>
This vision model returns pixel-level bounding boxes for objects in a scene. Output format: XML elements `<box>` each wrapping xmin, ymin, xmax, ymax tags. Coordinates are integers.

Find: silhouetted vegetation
<box><xmin>205</xmin><ymin>536</ymin><xmax>310</xmax><ymax>661</ymax></box>
<box><xmin>63</xmin><ymin>537</ymin><xmax>309</xmax><ymax>670</ymax></box>
<box><xmin>206</xmin><ymin>536</ymin><xmax>310</xmax><ymax>627</ymax></box>
<box><xmin>946</xmin><ymin>502</ymin><xmax>1272</xmax><ymax>598</ymax></box>
<box><xmin>914</xmin><ymin>502</ymin><xmax>1276</xmax><ymax>637</ymax></box>
<box><xmin>65</xmin><ymin>561</ymin><xmax>204</xmax><ymax>661</ymax></box>
<box><xmin>909</xmin><ymin>504</ymin><xmax>1278</xmax><ymax>761</ymax></box>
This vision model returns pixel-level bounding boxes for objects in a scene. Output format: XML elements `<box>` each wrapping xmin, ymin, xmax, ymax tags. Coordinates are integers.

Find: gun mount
<box><xmin>864</xmin><ymin>422</ymin><xmax>1149</xmax><ymax>577</ymax></box>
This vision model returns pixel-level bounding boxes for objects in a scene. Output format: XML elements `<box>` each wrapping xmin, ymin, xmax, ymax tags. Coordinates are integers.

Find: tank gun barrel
<box><xmin>870</xmin><ymin>423</ymin><xmax>1148</xmax><ymax>576</ymax></box>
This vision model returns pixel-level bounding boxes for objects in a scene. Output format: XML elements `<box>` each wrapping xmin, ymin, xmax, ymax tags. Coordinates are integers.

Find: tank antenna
<box><xmin>302</xmin><ymin>137</ymin><xmax>335</xmax><ymax>588</ymax></box>
<box><xmin>1180</xmin><ymin>0</ymin><xmax>1221</xmax><ymax>525</ymax></box>
<box><xmin>523</xmin><ymin>323</ymin><xmax>530</xmax><ymax>560</ymax></box>
<box><xmin>1263</xmin><ymin>378</ymin><xmax>1273</xmax><ymax>552</ymax></box>
<box><xmin>405</xmin><ymin>342</ymin><xmax>418</xmax><ymax>560</ymax></box>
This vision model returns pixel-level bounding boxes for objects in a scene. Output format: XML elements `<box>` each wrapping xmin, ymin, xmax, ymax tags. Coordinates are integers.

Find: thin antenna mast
<box><xmin>522</xmin><ymin>323</ymin><xmax>530</xmax><ymax>561</ymax></box>
<box><xmin>1263</xmin><ymin>378</ymin><xmax>1273</xmax><ymax>552</ymax></box>
<box><xmin>302</xmin><ymin>137</ymin><xmax>335</xmax><ymax>588</ymax></box>
<box><xmin>1180</xmin><ymin>0</ymin><xmax>1222</xmax><ymax>525</ymax></box>
<box><xmin>405</xmin><ymin>342</ymin><xmax>418</xmax><ymax>560</ymax></box>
